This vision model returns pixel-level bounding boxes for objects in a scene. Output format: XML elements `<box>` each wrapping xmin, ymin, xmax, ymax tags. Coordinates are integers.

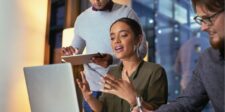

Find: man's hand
<box><xmin>91</xmin><ymin>53</ymin><xmax>113</xmax><ymax>68</ymax></box>
<box><xmin>61</xmin><ymin>46</ymin><xmax>79</xmax><ymax>56</ymax></box>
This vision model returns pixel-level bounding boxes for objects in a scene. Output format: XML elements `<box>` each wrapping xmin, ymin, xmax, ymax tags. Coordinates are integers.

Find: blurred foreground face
<box><xmin>196</xmin><ymin>5</ymin><xmax>224</xmax><ymax>49</ymax></box>
<box><xmin>89</xmin><ymin>0</ymin><xmax>109</xmax><ymax>10</ymax></box>
<box><xmin>110</xmin><ymin>21</ymin><xmax>138</xmax><ymax>60</ymax></box>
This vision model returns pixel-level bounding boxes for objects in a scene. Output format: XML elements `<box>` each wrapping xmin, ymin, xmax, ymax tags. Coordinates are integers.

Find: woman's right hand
<box><xmin>61</xmin><ymin>46</ymin><xmax>79</xmax><ymax>56</ymax></box>
<box><xmin>76</xmin><ymin>71</ymin><xmax>92</xmax><ymax>101</ymax></box>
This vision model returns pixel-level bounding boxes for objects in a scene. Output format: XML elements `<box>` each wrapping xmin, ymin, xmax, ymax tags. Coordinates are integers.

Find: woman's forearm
<box><xmin>85</xmin><ymin>95</ymin><xmax>103</xmax><ymax>112</ymax></box>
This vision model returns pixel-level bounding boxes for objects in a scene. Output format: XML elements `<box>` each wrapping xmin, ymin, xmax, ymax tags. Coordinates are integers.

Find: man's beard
<box><xmin>210</xmin><ymin>36</ymin><xmax>224</xmax><ymax>59</ymax></box>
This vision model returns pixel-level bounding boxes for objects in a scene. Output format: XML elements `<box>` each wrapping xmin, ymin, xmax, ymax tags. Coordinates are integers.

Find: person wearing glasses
<box><xmin>76</xmin><ymin>18</ymin><xmax>168</xmax><ymax>112</ymax></box>
<box><xmin>132</xmin><ymin>0</ymin><xmax>224</xmax><ymax>112</ymax></box>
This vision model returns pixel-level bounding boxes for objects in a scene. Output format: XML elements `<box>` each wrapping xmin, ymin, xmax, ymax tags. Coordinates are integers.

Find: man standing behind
<box><xmin>62</xmin><ymin>0</ymin><xmax>147</xmax><ymax>112</ymax></box>
<box><xmin>132</xmin><ymin>0</ymin><xmax>224</xmax><ymax>111</ymax></box>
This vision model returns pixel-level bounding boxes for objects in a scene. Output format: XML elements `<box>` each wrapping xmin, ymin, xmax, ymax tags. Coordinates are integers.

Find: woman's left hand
<box><xmin>101</xmin><ymin>72</ymin><xmax>137</xmax><ymax>106</ymax></box>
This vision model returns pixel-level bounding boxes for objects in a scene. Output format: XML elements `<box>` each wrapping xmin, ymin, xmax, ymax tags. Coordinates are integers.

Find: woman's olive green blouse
<box><xmin>99</xmin><ymin>61</ymin><xmax>168</xmax><ymax>112</ymax></box>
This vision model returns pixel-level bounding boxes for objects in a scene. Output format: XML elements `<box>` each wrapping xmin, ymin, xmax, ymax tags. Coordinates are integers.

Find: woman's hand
<box><xmin>77</xmin><ymin>71</ymin><xmax>104</xmax><ymax>112</ymax></box>
<box><xmin>76</xmin><ymin>71</ymin><xmax>92</xmax><ymax>101</ymax></box>
<box><xmin>101</xmin><ymin>72</ymin><xmax>137</xmax><ymax>106</ymax></box>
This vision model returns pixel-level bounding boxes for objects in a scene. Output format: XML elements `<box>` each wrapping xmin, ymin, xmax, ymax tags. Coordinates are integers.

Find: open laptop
<box><xmin>24</xmin><ymin>63</ymin><xmax>80</xmax><ymax>112</ymax></box>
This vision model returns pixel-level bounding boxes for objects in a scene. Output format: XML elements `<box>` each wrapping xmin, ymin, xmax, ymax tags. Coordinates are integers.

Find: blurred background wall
<box><xmin>0</xmin><ymin>0</ymin><xmax>48</xmax><ymax>111</ymax></box>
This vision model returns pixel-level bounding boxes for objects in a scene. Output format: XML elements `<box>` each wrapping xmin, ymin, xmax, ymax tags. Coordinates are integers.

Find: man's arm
<box><xmin>70</xmin><ymin>19</ymin><xmax>86</xmax><ymax>54</ymax></box>
<box><xmin>155</xmin><ymin>64</ymin><xmax>209</xmax><ymax>112</ymax></box>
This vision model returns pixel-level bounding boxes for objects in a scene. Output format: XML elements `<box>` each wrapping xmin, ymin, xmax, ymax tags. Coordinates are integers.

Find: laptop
<box><xmin>24</xmin><ymin>63</ymin><xmax>80</xmax><ymax>112</ymax></box>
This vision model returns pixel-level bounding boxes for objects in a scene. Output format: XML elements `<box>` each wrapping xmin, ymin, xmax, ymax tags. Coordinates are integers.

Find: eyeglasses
<box><xmin>194</xmin><ymin>9</ymin><xmax>224</xmax><ymax>26</ymax></box>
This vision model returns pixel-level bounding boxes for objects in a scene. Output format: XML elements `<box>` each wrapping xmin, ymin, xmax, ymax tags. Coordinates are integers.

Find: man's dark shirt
<box><xmin>156</xmin><ymin>47</ymin><xmax>224</xmax><ymax>112</ymax></box>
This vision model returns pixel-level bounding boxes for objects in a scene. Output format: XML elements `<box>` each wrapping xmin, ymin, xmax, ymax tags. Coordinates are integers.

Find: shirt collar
<box><xmin>119</xmin><ymin>60</ymin><xmax>144</xmax><ymax>80</ymax></box>
<box><xmin>92</xmin><ymin>0</ymin><xmax>114</xmax><ymax>11</ymax></box>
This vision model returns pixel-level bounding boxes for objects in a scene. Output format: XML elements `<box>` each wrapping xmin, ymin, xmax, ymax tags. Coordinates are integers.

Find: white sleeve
<box><xmin>71</xmin><ymin>19</ymin><xmax>86</xmax><ymax>54</ymax></box>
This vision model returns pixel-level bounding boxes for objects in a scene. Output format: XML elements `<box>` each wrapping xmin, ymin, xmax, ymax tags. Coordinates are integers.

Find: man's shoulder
<box><xmin>195</xmin><ymin>47</ymin><xmax>223</xmax><ymax>70</ymax></box>
<box><xmin>202</xmin><ymin>47</ymin><xmax>214</xmax><ymax>53</ymax></box>
<box><xmin>200</xmin><ymin>47</ymin><xmax>220</xmax><ymax>60</ymax></box>
<box><xmin>76</xmin><ymin>7</ymin><xmax>92</xmax><ymax>19</ymax></box>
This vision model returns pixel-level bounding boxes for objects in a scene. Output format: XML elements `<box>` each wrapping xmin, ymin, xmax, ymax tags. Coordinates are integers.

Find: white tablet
<box><xmin>61</xmin><ymin>53</ymin><xmax>101</xmax><ymax>65</ymax></box>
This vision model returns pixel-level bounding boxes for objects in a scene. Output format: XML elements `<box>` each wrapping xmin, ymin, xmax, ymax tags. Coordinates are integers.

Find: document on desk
<box><xmin>61</xmin><ymin>53</ymin><xmax>101</xmax><ymax>65</ymax></box>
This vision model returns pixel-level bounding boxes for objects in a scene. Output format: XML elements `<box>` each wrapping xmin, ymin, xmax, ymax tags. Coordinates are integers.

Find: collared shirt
<box><xmin>99</xmin><ymin>61</ymin><xmax>168</xmax><ymax>112</ymax></box>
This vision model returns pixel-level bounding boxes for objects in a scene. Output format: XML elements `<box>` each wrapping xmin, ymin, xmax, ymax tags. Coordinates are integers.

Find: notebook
<box><xmin>24</xmin><ymin>63</ymin><xmax>80</xmax><ymax>112</ymax></box>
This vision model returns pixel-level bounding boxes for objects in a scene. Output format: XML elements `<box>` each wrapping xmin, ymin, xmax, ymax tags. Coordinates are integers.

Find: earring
<box><xmin>134</xmin><ymin>44</ymin><xmax>140</xmax><ymax>58</ymax></box>
<box><xmin>133</xmin><ymin>45</ymin><xmax>137</xmax><ymax>52</ymax></box>
<box><xmin>136</xmin><ymin>46</ymin><xmax>140</xmax><ymax>58</ymax></box>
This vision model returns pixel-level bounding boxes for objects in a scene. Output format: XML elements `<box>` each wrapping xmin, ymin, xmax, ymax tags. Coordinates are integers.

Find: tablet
<box><xmin>61</xmin><ymin>53</ymin><xmax>101</xmax><ymax>65</ymax></box>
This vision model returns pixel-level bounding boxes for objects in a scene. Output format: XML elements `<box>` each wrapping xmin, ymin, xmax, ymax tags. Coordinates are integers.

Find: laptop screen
<box><xmin>24</xmin><ymin>63</ymin><xmax>80</xmax><ymax>112</ymax></box>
